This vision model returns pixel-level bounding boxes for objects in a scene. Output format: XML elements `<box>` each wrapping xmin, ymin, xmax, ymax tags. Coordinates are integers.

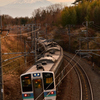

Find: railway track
<box><xmin>63</xmin><ymin>53</ymin><xmax>93</xmax><ymax>100</ymax></box>
<box><xmin>57</xmin><ymin>53</ymin><xmax>93</xmax><ymax>100</ymax></box>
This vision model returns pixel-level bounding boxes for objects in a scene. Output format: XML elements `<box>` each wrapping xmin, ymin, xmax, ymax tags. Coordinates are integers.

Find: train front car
<box><xmin>20</xmin><ymin>71</ymin><xmax>56</xmax><ymax>100</ymax></box>
<box><xmin>21</xmin><ymin>74</ymin><xmax>33</xmax><ymax>100</ymax></box>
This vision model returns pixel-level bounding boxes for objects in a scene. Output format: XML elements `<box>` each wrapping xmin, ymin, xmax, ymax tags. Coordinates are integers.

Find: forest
<box><xmin>1</xmin><ymin>1</ymin><xmax>100</xmax><ymax>99</ymax></box>
<box><xmin>1</xmin><ymin>0</ymin><xmax>100</xmax><ymax>27</ymax></box>
<box><xmin>1</xmin><ymin>0</ymin><xmax>100</xmax><ymax>67</ymax></box>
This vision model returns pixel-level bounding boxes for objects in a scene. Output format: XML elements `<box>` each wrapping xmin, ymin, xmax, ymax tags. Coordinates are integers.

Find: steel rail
<box><xmin>35</xmin><ymin>52</ymin><xmax>78</xmax><ymax>100</ymax></box>
<box><xmin>77</xmin><ymin>60</ymin><xmax>94</xmax><ymax>100</ymax></box>
<box><xmin>64</xmin><ymin>56</ymin><xmax>82</xmax><ymax>100</ymax></box>
<box><xmin>64</xmin><ymin>53</ymin><xmax>94</xmax><ymax>100</ymax></box>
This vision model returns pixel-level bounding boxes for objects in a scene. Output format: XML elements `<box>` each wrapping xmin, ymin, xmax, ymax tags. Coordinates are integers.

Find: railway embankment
<box><xmin>61</xmin><ymin>52</ymin><xmax>100</xmax><ymax>100</ymax></box>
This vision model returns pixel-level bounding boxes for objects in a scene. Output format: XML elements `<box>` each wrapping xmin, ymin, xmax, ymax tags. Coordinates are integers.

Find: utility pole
<box><xmin>0</xmin><ymin>14</ymin><xmax>9</xmax><ymax>100</ymax></box>
<box><xmin>35</xmin><ymin>27</ymin><xmax>37</xmax><ymax>62</ymax></box>
<box><xmin>66</xmin><ymin>24</ymin><xmax>75</xmax><ymax>52</ymax></box>
<box><xmin>31</xmin><ymin>24</ymin><xmax>35</xmax><ymax>63</ymax></box>
<box><xmin>32</xmin><ymin>24</ymin><xmax>37</xmax><ymax>63</ymax></box>
<box><xmin>76</xmin><ymin>21</ymin><xmax>100</xmax><ymax>57</ymax></box>
<box><xmin>45</xmin><ymin>23</ymin><xmax>47</xmax><ymax>40</ymax></box>
<box><xmin>82</xmin><ymin>21</ymin><xmax>94</xmax><ymax>50</ymax></box>
<box><xmin>24</xmin><ymin>38</ymin><xmax>27</xmax><ymax>67</ymax></box>
<box><xmin>86</xmin><ymin>21</ymin><xmax>89</xmax><ymax>49</ymax></box>
<box><xmin>0</xmin><ymin>13</ymin><xmax>3</xmax><ymax>100</ymax></box>
<box><xmin>20</xmin><ymin>26</ymin><xmax>22</xmax><ymax>41</ymax></box>
<box><xmin>31</xmin><ymin>24</ymin><xmax>34</xmax><ymax>51</ymax></box>
<box><xmin>68</xmin><ymin>25</ymin><xmax>71</xmax><ymax>52</ymax></box>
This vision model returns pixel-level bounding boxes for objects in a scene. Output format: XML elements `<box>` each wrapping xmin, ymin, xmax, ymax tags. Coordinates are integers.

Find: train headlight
<box><xmin>50</xmin><ymin>91</ymin><xmax>54</xmax><ymax>95</ymax></box>
<box><xmin>24</xmin><ymin>94</ymin><xmax>27</xmax><ymax>97</ymax></box>
<box><xmin>24</xmin><ymin>94</ymin><xmax>31</xmax><ymax>97</ymax></box>
<box><xmin>34</xmin><ymin>74</ymin><xmax>36</xmax><ymax>77</ymax></box>
<box><xmin>37</xmin><ymin>73</ymin><xmax>40</xmax><ymax>76</ymax></box>
<box><xmin>33</xmin><ymin>73</ymin><xmax>40</xmax><ymax>77</ymax></box>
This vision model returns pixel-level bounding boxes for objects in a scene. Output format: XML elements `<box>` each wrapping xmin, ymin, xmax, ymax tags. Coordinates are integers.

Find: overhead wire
<box><xmin>3</xmin><ymin>45</ymin><xmax>47</xmax><ymax>75</ymax></box>
<box><xmin>0</xmin><ymin>28</ymin><xmax>40</xmax><ymax>40</ymax></box>
<box><xmin>43</xmin><ymin>57</ymin><xmax>81</xmax><ymax>100</ymax></box>
<box><xmin>1</xmin><ymin>25</ymin><xmax>83</xmax><ymax>99</ymax></box>
<box><xmin>91</xmin><ymin>40</ymin><xmax>100</xmax><ymax>45</ymax></box>
<box><xmin>2</xmin><ymin>55</ymin><xmax>25</xmax><ymax>67</ymax></box>
<box><xmin>3</xmin><ymin>58</ymin><xmax>34</xmax><ymax>75</ymax></box>
<box><xmin>2</xmin><ymin>27</ymin><xmax>40</xmax><ymax>67</ymax></box>
<box><xmin>89</xmin><ymin>23</ymin><xmax>100</xmax><ymax>30</ymax></box>
<box><xmin>1</xmin><ymin>26</ymin><xmax>42</xmax><ymax>77</ymax></box>
<box><xmin>2</xmin><ymin>44</ymin><xmax>45</xmax><ymax>69</ymax></box>
<box><xmin>35</xmin><ymin>52</ymin><xmax>80</xmax><ymax>100</ymax></box>
<box><xmin>92</xmin><ymin>23</ymin><xmax>100</xmax><ymax>28</ymax></box>
<box><xmin>88</xmin><ymin>52</ymin><xmax>100</xmax><ymax>57</ymax></box>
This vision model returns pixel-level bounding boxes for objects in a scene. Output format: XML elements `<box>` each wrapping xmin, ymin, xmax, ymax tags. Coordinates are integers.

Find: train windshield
<box><xmin>43</xmin><ymin>73</ymin><xmax>54</xmax><ymax>90</ymax></box>
<box><xmin>21</xmin><ymin>74</ymin><xmax>32</xmax><ymax>92</ymax></box>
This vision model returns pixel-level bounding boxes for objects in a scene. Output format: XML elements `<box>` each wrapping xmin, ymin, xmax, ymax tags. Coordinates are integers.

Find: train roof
<box><xmin>44</xmin><ymin>52</ymin><xmax>60</xmax><ymax>60</ymax></box>
<box><xmin>44</xmin><ymin>42</ymin><xmax>57</xmax><ymax>46</ymax></box>
<box><xmin>25</xmin><ymin>63</ymin><xmax>54</xmax><ymax>73</ymax></box>
<box><xmin>46</xmin><ymin>46</ymin><xmax>60</xmax><ymax>51</ymax></box>
<box><xmin>36</xmin><ymin>56</ymin><xmax>56</xmax><ymax>63</ymax></box>
<box><xmin>25</xmin><ymin>59</ymin><xmax>54</xmax><ymax>73</ymax></box>
<box><xmin>21</xmin><ymin>37</ymin><xmax>63</xmax><ymax>75</ymax></box>
<box><xmin>23</xmin><ymin>48</ymin><xmax>61</xmax><ymax>74</ymax></box>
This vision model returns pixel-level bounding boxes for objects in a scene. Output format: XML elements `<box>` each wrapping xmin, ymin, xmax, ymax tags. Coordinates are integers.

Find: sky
<box><xmin>48</xmin><ymin>0</ymin><xmax>74</xmax><ymax>4</ymax></box>
<box><xmin>0</xmin><ymin>0</ymin><xmax>14</xmax><ymax>6</ymax></box>
<box><xmin>0</xmin><ymin>0</ymin><xmax>75</xmax><ymax>6</ymax></box>
<box><xmin>0</xmin><ymin>0</ymin><xmax>75</xmax><ymax>17</ymax></box>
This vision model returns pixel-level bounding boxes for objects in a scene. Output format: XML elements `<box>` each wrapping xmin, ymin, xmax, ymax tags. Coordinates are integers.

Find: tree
<box><xmin>73</xmin><ymin>0</ymin><xmax>93</xmax><ymax>4</ymax></box>
<box><xmin>61</xmin><ymin>7</ymin><xmax>77</xmax><ymax>27</ymax></box>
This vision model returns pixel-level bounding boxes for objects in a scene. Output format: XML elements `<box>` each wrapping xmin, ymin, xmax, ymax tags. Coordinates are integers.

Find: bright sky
<box><xmin>0</xmin><ymin>0</ymin><xmax>75</xmax><ymax>17</ymax></box>
<box><xmin>0</xmin><ymin>0</ymin><xmax>75</xmax><ymax>6</ymax></box>
<box><xmin>49</xmin><ymin>0</ymin><xmax>74</xmax><ymax>4</ymax></box>
<box><xmin>0</xmin><ymin>0</ymin><xmax>14</xmax><ymax>6</ymax></box>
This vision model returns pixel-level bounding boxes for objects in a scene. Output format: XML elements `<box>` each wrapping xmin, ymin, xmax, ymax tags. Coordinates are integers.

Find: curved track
<box><xmin>57</xmin><ymin>53</ymin><xmax>93</xmax><ymax>100</ymax></box>
<box><xmin>64</xmin><ymin>56</ymin><xmax>82</xmax><ymax>100</ymax></box>
<box><xmin>63</xmin><ymin>53</ymin><xmax>93</xmax><ymax>100</ymax></box>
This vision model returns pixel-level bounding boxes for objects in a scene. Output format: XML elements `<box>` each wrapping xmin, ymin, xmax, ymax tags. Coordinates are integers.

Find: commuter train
<box><xmin>20</xmin><ymin>37</ymin><xmax>63</xmax><ymax>100</ymax></box>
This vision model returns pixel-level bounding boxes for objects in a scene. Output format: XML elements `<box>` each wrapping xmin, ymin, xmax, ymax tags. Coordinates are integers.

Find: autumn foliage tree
<box><xmin>61</xmin><ymin>6</ymin><xmax>77</xmax><ymax>27</ymax></box>
<box><xmin>59</xmin><ymin>0</ymin><xmax>100</xmax><ymax>27</ymax></box>
<box><xmin>2</xmin><ymin>1</ymin><xmax>100</xmax><ymax>28</ymax></box>
<box><xmin>32</xmin><ymin>4</ymin><xmax>63</xmax><ymax>26</ymax></box>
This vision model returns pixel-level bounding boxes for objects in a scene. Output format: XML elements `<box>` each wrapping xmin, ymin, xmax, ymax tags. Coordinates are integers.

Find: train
<box><xmin>20</xmin><ymin>37</ymin><xmax>63</xmax><ymax>100</ymax></box>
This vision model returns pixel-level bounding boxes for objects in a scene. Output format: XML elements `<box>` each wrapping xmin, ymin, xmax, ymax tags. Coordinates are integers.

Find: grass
<box><xmin>1</xmin><ymin>30</ymin><xmax>33</xmax><ymax>100</ymax></box>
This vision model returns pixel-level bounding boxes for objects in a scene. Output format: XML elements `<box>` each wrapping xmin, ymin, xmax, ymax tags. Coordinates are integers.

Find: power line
<box><xmin>2</xmin><ymin>42</ymin><xmax>45</xmax><ymax>68</ymax></box>
<box><xmin>78</xmin><ymin>21</ymin><xmax>100</xmax><ymax>57</ymax></box>
<box><xmin>3</xmin><ymin>58</ymin><xmax>34</xmax><ymax>75</ymax></box>
<box><xmin>91</xmin><ymin>40</ymin><xmax>100</xmax><ymax>45</ymax></box>
<box><xmin>76</xmin><ymin>49</ymin><xmax>100</xmax><ymax>52</ymax></box>
<box><xmin>2</xmin><ymin>55</ymin><xmax>25</xmax><ymax>67</ymax></box>
<box><xmin>0</xmin><ymin>28</ymin><xmax>40</xmax><ymax>40</ymax></box>
<box><xmin>0</xmin><ymin>24</ymin><xmax>39</xmax><ymax>99</ymax></box>
<box><xmin>35</xmin><ymin>52</ymin><xmax>80</xmax><ymax>100</ymax></box>
<box><xmin>2</xmin><ymin>53</ymin><xmax>29</xmax><ymax>62</ymax></box>
<box><xmin>90</xmin><ymin>52</ymin><xmax>100</xmax><ymax>57</ymax></box>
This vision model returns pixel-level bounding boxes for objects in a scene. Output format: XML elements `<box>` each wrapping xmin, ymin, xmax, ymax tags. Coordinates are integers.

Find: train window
<box><xmin>34</xmin><ymin>79</ymin><xmax>42</xmax><ymax>88</ymax></box>
<box><xmin>43</xmin><ymin>73</ymin><xmax>54</xmax><ymax>90</ymax></box>
<box><xmin>21</xmin><ymin>74</ymin><xmax>32</xmax><ymax>92</ymax></box>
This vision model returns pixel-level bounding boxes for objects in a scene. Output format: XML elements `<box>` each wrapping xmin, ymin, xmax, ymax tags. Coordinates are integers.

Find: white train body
<box><xmin>20</xmin><ymin>38</ymin><xmax>63</xmax><ymax>100</ymax></box>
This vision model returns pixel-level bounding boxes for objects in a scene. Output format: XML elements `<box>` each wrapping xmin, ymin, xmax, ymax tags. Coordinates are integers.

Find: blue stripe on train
<box><xmin>44</xmin><ymin>91</ymin><xmax>56</xmax><ymax>97</ymax></box>
<box><xmin>22</xmin><ymin>91</ymin><xmax>56</xmax><ymax>99</ymax></box>
<box><xmin>22</xmin><ymin>93</ymin><xmax>34</xmax><ymax>99</ymax></box>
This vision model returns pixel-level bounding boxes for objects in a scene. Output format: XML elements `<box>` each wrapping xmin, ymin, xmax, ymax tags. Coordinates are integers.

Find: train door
<box><xmin>33</xmin><ymin>79</ymin><xmax>44</xmax><ymax>100</ymax></box>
